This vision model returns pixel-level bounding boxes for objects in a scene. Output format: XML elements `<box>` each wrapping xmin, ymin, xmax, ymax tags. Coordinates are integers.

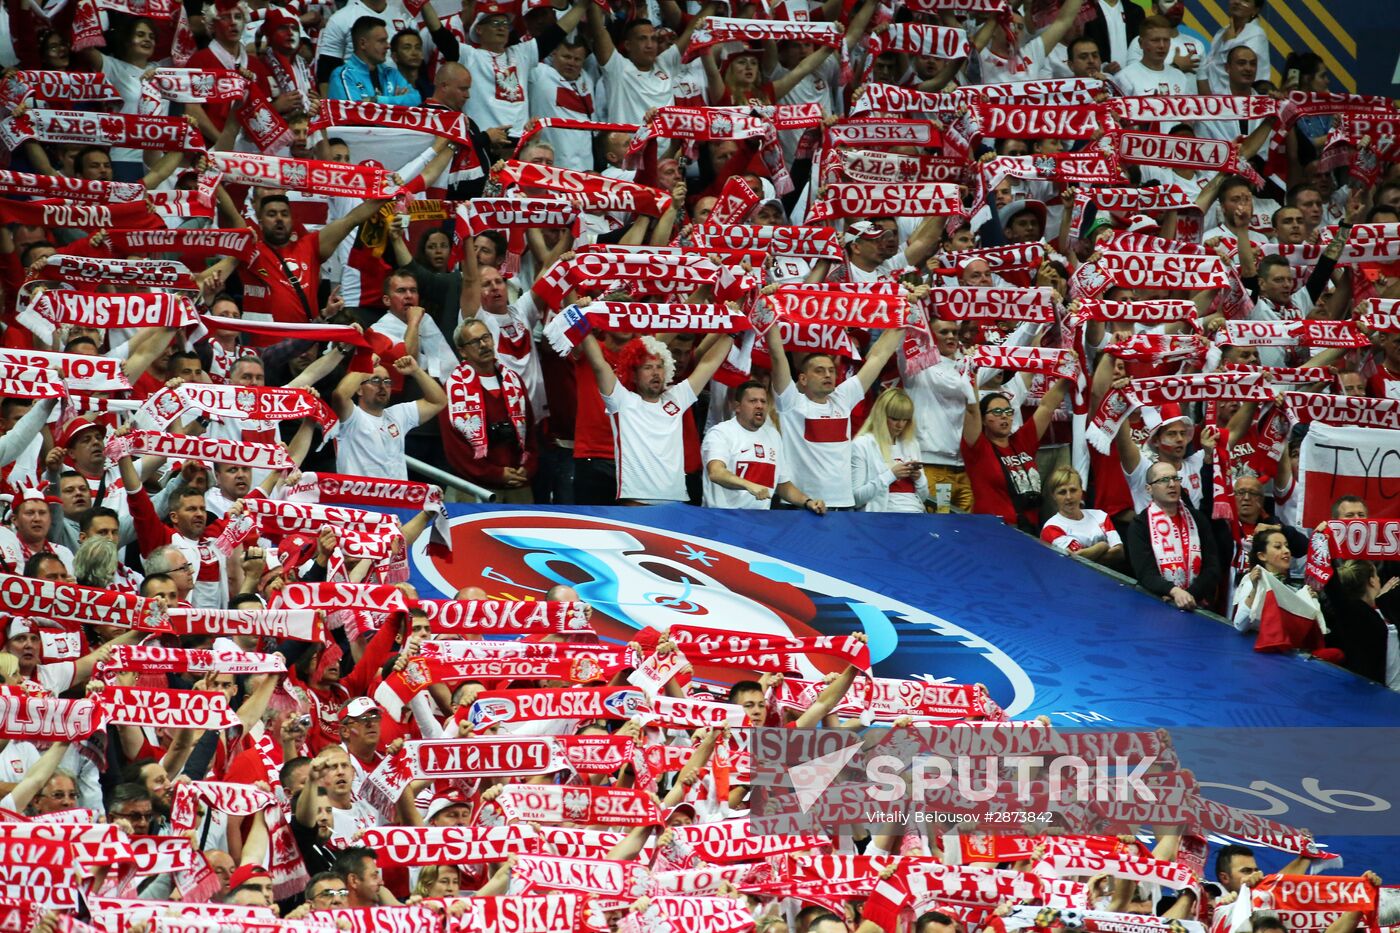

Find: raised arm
<box><xmin>685</xmin><ymin>333</ymin><xmax>735</xmax><ymax>394</ymax></box>
<box><xmin>1039</xmin><ymin>0</ymin><xmax>1087</xmax><ymax>54</ymax></box>
<box><xmin>853</xmin><ymin>328</ymin><xmax>901</xmax><ymax>392</ymax></box>
<box><xmin>318</xmin><ymin>197</ymin><xmax>393</xmax><ymax>261</ymax></box>
<box><xmin>588</xmin><ymin>2</ymin><xmax>617</xmax><ymax>65</ymax></box>
<box><xmin>772</xmin><ymin>46</ymin><xmax>835</xmax><ymax>101</ymax></box>
<box><xmin>580</xmin><ymin>331</ymin><xmax>618</xmax><ymax>397</ymax></box>
<box><xmin>399</xmin><ymin>356</ymin><xmax>447</xmax><ymax>422</ymax></box>
<box><xmin>765</xmin><ymin>321</ymin><xmax>793</xmax><ymax>395</ymax></box>
<box><xmin>1031</xmin><ymin>367</ymin><xmax>1078</xmax><ymax>438</ymax></box>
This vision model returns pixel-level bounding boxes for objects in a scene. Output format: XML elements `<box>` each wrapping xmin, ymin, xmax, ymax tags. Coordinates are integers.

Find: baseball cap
<box><xmin>1143</xmin><ymin>402</ymin><xmax>1194</xmax><ymax>442</ymax></box>
<box><xmin>425</xmin><ymin>793</ymin><xmax>473</xmax><ymax>821</ymax></box>
<box><xmin>5</xmin><ymin>617</ymin><xmax>34</xmax><ymax>640</ymax></box>
<box><xmin>227</xmin><ymin>864</ymin><xmax>271</xmax><ymax>891</ymax></box>
<box><xmin>55</xmin><ymin>419</ymin><xmax>102</xmax><ymax>448</ymax></box>
<box><xmin>842</xmin><ymin>220</ymin><xmax>885</xmax><ymax>245</ymax></box>
<box><xmin>340</xmin><ymin>697</ymin><xmax>381</xmax><ymax>721</ymax></box>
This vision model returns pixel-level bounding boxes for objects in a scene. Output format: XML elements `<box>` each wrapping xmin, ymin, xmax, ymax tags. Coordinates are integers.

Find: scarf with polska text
<box><xmin>240</xmin><ymin>497</ymin><xmax>397</xmax><ymax>539</ymax></box>
<box><xmin>543</xmin><ymin>302</ymin><xmax>750</xmax><ymax>358</ymax></box>
<box><xmin>617</xmin><ymin>896</ymin><xmax>753</xmax><ymax>933</ymax></box>
<box><xmin>0</xmin><ymin>170</ymin><xmax>144</xmax><ymax>203</ymax></box>
<box><xmin>684</xmin><ymin>16</ymin><xmax>841</xmax><ymax>62</ymax></box>
<box><xmin>820</xmin><ymin>677</ymin><xmax>1004</xmax><ymax>722</ymax></box>
<box><xmin>0</xmin><ymin>197</ymin><xmax>157</xmax><ymax>230</ymax></box>
<box><xmin>1103</xmin><ymin>333</ymin><xmax>1209</xmax><ymax>366</ymax></box>
<box><xmin>1116</xmin><ymin>129</ymin><xmax>1262</xmax><ymax>187</ymax></box>
<box><xmin>19</xmin><ymin>290</ymin><xmax>199</xmax><ymax>346</ymax></box>
<box><xmin>97</xmin><ymin>645</ymin><xmax>285</xmax><ymax>677</ymax></box>
<box><xmin>170</xmin><ymin>782</ymin><xmax>277</xmax><ymax>833</ymax></box>
<box><xmin>0</xmin><ymin>109</ymin><xmax>203</xmax><ymax>153</ymax></box>
<box><xmin>100</xmin><ymin>685</ymin><xmax>238</xmax><ymax>731</ymax></box>
<box><xmin>0</xmin><ymin>692</ymin><xmax>105</xmax><ymax>741</ymax></box>
<box><xmin>31</xmin><ymin>253</ymin><xmax>198</xmax><ymax>290</ymax></box>
<box><xmin>476</xmin><ymin>783</ymin><xmax>663</xmax><ymax>827</ymax></box>
<box><xmin>359</xmin><ymin>825</ymin><xmax>536</xmax><ymax>867</ymax></box>
<box><xmin>103</xmin><ymin>228</ymin><xmax>260</xmax><ymax>264</ymax></box>
<box><xmin>1360</xmin><ymin>297</ymin><xmax>1400</xmax><ymax>331</ymax></box>
<box><xmin>496</xmin><ymin>160</ymin><xmax>672</xmax><ymax>217</ymax></box>
<box><xmin>961</xmin><ymin>346</ymin><xmax>1086</xmax><ymax>413</ymax></box>
<box><xmin>138</xmin><ymin>383</ymin><xmax>337</xmax><ymax>437</ymax></box>
<box><xmin>968</xmin><ymin>101</ymin><xmax>1109</xmax><ymax>141</ymax></box>
<box><xmin>930</xmin><ymin>243</ymin><xmax>1048</xmax><ymax>287</ymax></box>
<box><xmin>1212</xmin><ymin>319</ymin><xmax>1369</xmax><ymax>348</ymax></box>
<box><xmin>208</xmin><ymin>151</ymin><xmax>399</xmax><ymax>198</ymax></box>
<box><xmin>654</xmin><ymin>625</ymin><xmax>871</xmax><ymax>671</ymax></box>
<box><xmin>0</xmin><ymin>71</ymin><xmax>123</xmax><ymax>109</ymax></box>
<box><xmin>693</xmin><ymin>224</ymin><xmax>843</xmax><ymax>262</ymax></box>
<box><xmin>308</xmin><ymin>99</ymin><xmax>476</xmax><ymax>146</ymax></box>
<box><xmin>139</xmin><ymin>68</ymin><xmax>248</xmax><ymax>114</ymax></box>
<box><xmin>1108</xmin><ymin>94</ymin><xmax>1279</xmax><ymax>124</ymax></box>
<box><xmin>630</xmin><ymin>106</ymin><xmax>791</xmax><ymax>196</ymax></box>
<box><xmin>764</xmin><ymin>284</ymin><xmax>908</xmax><ymax>329</ymax></box>
<box><xmin>1305</xmin><ymin>519</ymin><xmax>1400</xmax><ymax>589</ymax></box>
<box><xmin>832</xmin><ymin>148</ymin><xmax>966</xmax><ymax>185</ymax></box>
<box><xmin>513</xmin><ymin>118</ymin><xmax>641</xmax><ymax>158</ymax></box>
<box><xmin>421</xmin><ymin>599</ymin><xmax>591</xmax><ymax>637</ymax></box>
<box><xmin>234</xmin><ymin>87</ymin><xmax>293</xmax><ymax>153</ymax></box>
<box><xmin>807</xmin><ymin>182</ymin><xmax>962</xmax><ymax>221</ymax></box>
<box><xmin>270</xmin><ymin>582</ymin><xmax>410</xmax><ymax>617</ymax></box>
<box><xmin>902</xmin><ymin>0</ymin><xmax>1018</xmax><ymax>55</ymax></box>
<box><xmin>105</xmin><ymin>429</ymin><xmax>294</xmax><ymax>472</ymax></box>
<box><xmin>949</xmin><ymin>76</ymin><xmax>1109</xmax><ymax>103</ymax></box>
<box><xmin>826</xmin><ymin>116</ymin><xmax>943</xmax><ymax>149</ymax></box>
<box><xmin>1072</xmin><ymin>298</ymin><xmax>1199</xmax><ymax>325</ymax></box>
<box><xmin>979</xmin><ymin>149</ymin><xmax>1124</xmax><ymax>192</ymax></box>
<box><xmin>1282</xmin><ymin>390</ymin><xmax>1400</xmax><ymax>430</ymax></box>
<box><xmin>0</xmin><ymin>348</ymin><xmax>128</xmax><ymax>392</ymax></box>
<box><xmin>1251</xmin><ymin>875</ymin><xmax>1378</xmax><ymax>923</ymax></box>
<box><xmin>509</xmin><ymin>854</ymin><xmax>650</xmax><ymax>899</ymax></box>
<box><xmin>533</xmin><ymin>252</ymin><xmax>721</xmax><ymax>308</ymax></box>
<box><xmin>926</xmin><ymin>286</ymin><xmax>1059</xmax><ymax>323</ymax></box>
<box><xmin>166</xmin><ymin>606</ymin><xmax>322</xmax><ymax>642</ymax></box>
<box><xmin>1082</xmin><ymin>251</ymin><xmax>1235</xmax><ymax>293</ymax></box>
<box><xmin>0</xmin><ymin>374</ymin><xmax>66</xmax><ymax>402</ymax></box>
<box><xmin>199</xmin><ymin>313</ymin><xmax>370</xmax><ymax>349</ymax></box>
<box><xmin>1226</xmin><ymin>363</ymin><xmax>1333</xmax><ymax>389</ymax></box>
<box><xmin>455</xmin><ymin>198</ymin><xmax>582</xmax><ymax>275</ymax></box>
<box><xmin>445</xmin><ymin>361</ymin><xmax>528</xmax><ymax>459</ymax></box>
<box><xmin>707</xmin><ymin>176</ymin><xmax>760</xmax><ymax>226</ymax></box>
<box><xmin>1087</xmin><ymin>372</ymin><xmax>1270</xmax><ymax>453</ymax></box>
<box><xmin>1075</xmin><ymin>184</ymin><xmax>1196</xmax><ymax>216</ymax></box>
<box><xmin>285</xmin><ymin>471</ymin><xmax>447</xmax><ymax>548</ymax></box>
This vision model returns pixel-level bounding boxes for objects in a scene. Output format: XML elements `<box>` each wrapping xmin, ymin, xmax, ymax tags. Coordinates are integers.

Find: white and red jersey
<box><xmin>1041</xmin><ymin>510</ymin><xmax>1122</xmax><ymax>553</ymax></box>
<box><xmin>477</xmin><ymin>293</ymin><xmax>546</xmax><ymax>419</ymax></box>
<box><xmin>605</xmin><ymin>380</ymin><xmax>698</xmax><ymax>503</ymax></box>
<box><xmin>462</xmin><ymin>42</ymin><xmax>541</xmax><ymax>136</ymax></box>
<box><xmin>776</xmin><ymin>378</ymin><xmax>864</xmax><ymax>509</ymax></box>
<box><xmin>528</xmin><ymin>63</ymin><xmax>597</xmax><ymax>172</ymax></box>
<box><xmin>701</xmin><ymin>418</ymin><xmax>789</xmax><ymax>510</ymax></box>
<box><xmin>0</xmin><ymin>528</ymin><xmax>73</xmax><ymax>575</ymax></box>
<box><xmin>1367</xmin><ymin>365</ymin><xmax>1400</xmax><ymax>401</ymax></box>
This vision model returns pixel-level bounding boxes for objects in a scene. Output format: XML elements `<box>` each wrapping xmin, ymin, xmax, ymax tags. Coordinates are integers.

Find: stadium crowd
<box><xmin>0</xmin><ymin>0</ymin><xmax>1396</xmax><ymax>927</ymax></box>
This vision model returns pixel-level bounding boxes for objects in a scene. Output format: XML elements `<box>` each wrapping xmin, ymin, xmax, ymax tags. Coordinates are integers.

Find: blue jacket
<box><xmin>327</xmin><ymin>55</ymin><xmax>421</xmax><ymax>105</ymax></box>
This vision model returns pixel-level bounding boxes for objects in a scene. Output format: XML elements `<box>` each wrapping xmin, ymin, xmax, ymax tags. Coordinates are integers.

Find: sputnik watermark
<box><xmin>863</xmin><ymin>754</ymin><xmax>1160</xmax><ymax>804</ymax></box>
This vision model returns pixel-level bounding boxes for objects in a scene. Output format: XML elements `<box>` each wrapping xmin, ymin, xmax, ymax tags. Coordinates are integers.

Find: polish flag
<box><xmin>1253</xmin><ymin>572</ymin><xmax>1328</xmax><ymax>655</ymax></box>
<box><xmin>1294</xmin><ymin>422</ymin><xmax>1400</xmax><ymax>528</ymax></box>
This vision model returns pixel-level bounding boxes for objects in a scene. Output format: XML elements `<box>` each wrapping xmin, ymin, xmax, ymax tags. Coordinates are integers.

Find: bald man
<box><xmin>422</xmin><ymin>62</ymin><xmax>503</xmax><ymax>199</ymax></box>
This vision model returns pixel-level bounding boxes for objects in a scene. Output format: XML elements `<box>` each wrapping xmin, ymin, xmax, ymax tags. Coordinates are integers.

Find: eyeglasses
<box><xmin>986</xmin><ymin>407</ymin><xmax>1016</xmax><ymax>417</ymax></box>
<box><xmin>363</xmin><ymin>377</ymin><xmax>391</xmax><ymax>386</ymax></box>
<box><xmin>313</xmin><ymin>889</ymin><xmax>349</xmax><ymax>899</ymax></box>
<box><xmin>1234</xmin><ymin>490</ymin><xmax>1265</xmax><ymax>499</ymax></box>
<box><xmin>168</xmin><ymin>563</ymin><xmax>193</xmax><ymax>574</ymax></box>
<box><xmin>115</xmin><ymin>809</ymin><xmax>152</xmax><ymax>822</ymax></box>
<box><xmin>37</xmin><ymin>790</ymin><xmax>78</xmax><ymax>801</ymax></box>
<box><xmin>482</xmin><ymin>17</ymin><xmax>510</xmax><ymax>26</ymax></box>
<box><xmin>344</xmin><ymin>713</ymin><xmax>381</xmax><ymax>724</ymax></box>
<box><xmin>1148</xmin><ymin>476</ymin><xmax>1182</xmax><ymax>485</ymax></box>
<box><xmin>459</xmin><ymin>334</ymin><xmax>493</xmax><ymax>348</ymax></box>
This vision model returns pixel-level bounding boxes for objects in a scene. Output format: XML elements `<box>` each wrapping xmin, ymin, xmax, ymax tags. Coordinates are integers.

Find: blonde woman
<box><xmin>413</xmin><ymin>864</ymin><xmax>462</xmax><ymax>898</ymax></box>
<box><xmin>1040</xmin><ymin>466</ymin><xmax>1123</xmax><ymax>567</ymax></box>
<box><xmin>852</xmin><ymin>388</ymin><xmax>928</xmax><ymax>513</ymax></box>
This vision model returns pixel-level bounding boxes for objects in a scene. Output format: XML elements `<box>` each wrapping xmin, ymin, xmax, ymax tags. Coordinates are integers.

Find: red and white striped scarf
<box><xmin>308</xmin><ymin>99</ymin><xmax>476</xmax><ymax>146</ymax></box>
<box><xmin>235</xmin><ymin>88</ymin><xmax>294</xmax><ymax>153</ymax></box>
<box><xmin>32</xmin><ymin>253</ymin><xmax>198</xmax><ymax>290</ymax></box>
<box><xmin>1</xmin><ymin>70</ymin><xmax>123</xmax><ymax>108</ymax></box>
<box><xmin>445</xmin><ymin>361</ymin><xmax>528</xmax><ymax>459</ymax></box>
<box><xmin>99</xmin><ymin>645</ymin><xmax>286</xmax><ymax>677</ymax></box>
<box><xmin>104</xmin><ymin>228</ymin><xmax>260</xmax><ymax>263</ymax></box>
<box><xmin>693</xmin><ymin>224</ymin><xmax>843</xmax><ymax>262</ymax></box>
<box><xmin>1087</xmin><ymin>372</ymin><xmax>1270</xmax><ymax>453</ymax></box>
<box><xmin>0</xmin><ymin>169</ymin><xmax>143</xmax><ymax>202</ymax></box>
<box><xmin>1282</xmin><ymin>390</ymin><xmax>1400</xmax><ymax>430</ymax></box>
<box><xmin>1146</xmin><ymin>501</ymin><xmax>1203</xmax><ymax>589</ymax></box>
<box><xmin>0</xmin><ymin>348</ymin><xmax>128</xmax><ymax>392</ymax></box>
<box><xmin>360</xmin><ymin>825</ymin><xmax>535</xmax><ymax>866</ymax></box>
<box><xmin>764</xmin><ymin>285</ymin><xmax>908</xmax><ymax>329</ymax></box>
<box><xmin>1116</xmin><ymin>129</ymin><xmax>1261</xmax><ymax>186</ymax></box>
<box><xmin>706</xmin><ymin>176</ymin><xmax>760</xmax><ymax>225</ymax></box>
<box><xmin>832</xmin><ymin>148</ymin><xmax>965</xmax><ymax>185</ymax></box>
<box><xmin>420</xmin><ymin>598</ymin><xmax>592</xmax><ymax>636</ymax></box>
<box><xmin>166</xmin><ymin>607</ymin><xmax>322</xmax><ymax>642</ymax></box>
<box><xmin>139</xmin><ymin>383</ymin><xmax>336</xmax><ymax>435</ymax></box>
<box><xmin>866</xmin><ymin>24</ymin><xmax>971</xmax><ymax>72</ymax></box>
<box><xmin>926</xmin><ymin>286</ymin><xmax>1059</xmax><ymax>323</ymax></box>
<box><xmin>101</xmin><ymin>685</ymin><xmax>238</xmax><ymax>731</ymax></box>
<box><xmin>1213</xmin><ymin>319</ymin><xmax>1368</xmax><ymax>348</ymax></box>
<box><xmin>476</xmin><ymin>783</ymin><xmax>662</xmax><ymax>827</ymax></box>
<box><xmin>0</xmin><ymin>197</ymin><xmax>157</xmax><ymax>229</ymax></box>
<box><xmin>1359</xmin><ymin>297</ymin><xmax>1400</xmax><ymax>331</ymax></box>
<box><xmin>139</xmin><ymin>67</ymin><xmax>248</xmax><ymax>114</ymax></box>
<box><xmin>685</xmin><ymin>16</ymin><xmax>841</xmax><ymax>62</ymax></box>
<box><xmin>1305</xmin><ymin>519</ymin><xmax>1400</xmax><ymax>589</ymax></box>
<box><xmin>962</xmin><ymin>346</ymin><xmax>1086</xmax><ymax>412</ymax></box>
<box><xmin>1109</xmin><ymin>94</ymin><xmax>1279</xmax><ymax>123</ymax></box>
<box><xmin>533</xmin><ymin>250</ymin><xmax>720</xmax><ymax>308</ymax></box>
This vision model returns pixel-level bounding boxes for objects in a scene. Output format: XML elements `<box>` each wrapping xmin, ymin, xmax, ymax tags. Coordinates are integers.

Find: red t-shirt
<box><xmin>961</xmin><ymin>419</ymin><xmax>1043</xmax><ymax>527</ymax></box>
<box><xmin>185</xmin><ymin>47</ymin><xmax>239</xmax><ymax>131</ymax></box>
<box><xmin>574</xmin><ymin>345</ymin><xmax>622</xmax><ymax>460</ymax></box>
<box><xmin>241</xmin><ymin>230</ymin><xmax>322</xmax><ymax>323</ymax></box>
<box><xmin>1367</xmin><ymin>366</ymin><xmax>1400</xmax><ymax>401</ymax></box>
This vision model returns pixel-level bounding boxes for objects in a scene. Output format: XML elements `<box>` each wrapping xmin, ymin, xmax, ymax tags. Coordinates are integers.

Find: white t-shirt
<box><xmin>1248</xmin><ymin>288</ymin><xmax>1315</xmax><ymax>368</ymax></box>
<box><xmin>604</xmin><ymin>380</ymin><xmax>698</xmax><ymax>503</ymax></box>
<box><xmin>977</xmin><ymin>37</ymin><xmax>1053</xmax><ymax>85</ymax></box>
<box><xmin>701</xmin><ymin>418</ymin><xmax>789</xmax><ymax>509</ymax></box>
<box><xmin>335</xmin><ymin>401</ymin><xmax>422</xmax><ymax>479</ymax></box>
<box><xmin>0</xmin><ymin>741</ymin><xmax>103</xmax><ymax>811</ymax></box>
<box><xmin>1126</xmin><ymin>32</ymin><xmax>1205</xmax><ymax>70</ymax></box>
<box><xmin>332</xmin><ymin>797</ymin><xmax>381</xmax><ymax>838</ymax></box>
<box><xmin>1095</xmin><ymin>0</ymin><xmax>1131</xmax><ymax>64</ymax></box>
<box><xmin>0</xmin><ymin>528</ymin><xmax>73</xmax><ymax>575</ymax></box>
<box><xmin>530</xmin><ymin>63</ymin><xmax>597</xmax><ymax>171</ymax></box>
<box><xmin>1041</xmin><ymin>510</ymin><xmax>1122</xmax><ymax>553</ymax></box>
<box><xmin>902</xmin><ymin>356</ymin><xmax>977</xmax><ymax>466</ymax></box>
<box><xmin>852</xmin><ymin>434</ymin><xmax>928</xmax><ymax>513</ymax></box>
<box><xmin>601</xmin><ymin>46</ymin><xmax>681</xmax><ymax>124</ymax></box>
<box><xmin>1111</xmin><ymin>62</ymin><xmax>1195</xmax><ymax>101</ymax></box>
<box><xmin>776</xmin><ymin>378</ymin><xmax>864</xmax><ymax>508</ymax></box>
<box><xmin>462</xmin><ymin>42</ymin><xmax>540</xmax><ymax>136</ymax></box>
<box><xmin>103</xmin><ymin>56</ymin><xmax>168</xmax><ymax>166</ymax></box>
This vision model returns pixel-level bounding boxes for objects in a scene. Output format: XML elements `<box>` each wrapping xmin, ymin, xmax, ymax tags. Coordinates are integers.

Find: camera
<box><xmin>486</xmin><ymin>420</ymin><xmax>518</xmax><ymax>445</ymax></box>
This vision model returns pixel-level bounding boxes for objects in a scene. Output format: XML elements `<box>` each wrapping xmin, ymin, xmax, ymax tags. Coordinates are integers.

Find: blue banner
<box><xmin>409</xmin><ymin>506</ymin><xmax>1400</xmax><ymax>873</ymax></box>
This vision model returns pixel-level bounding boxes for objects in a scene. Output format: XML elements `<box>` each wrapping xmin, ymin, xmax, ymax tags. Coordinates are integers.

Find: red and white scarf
<box><xmin>0</xmin><ymin>571</ymin><xmax>167</xmax><ymax>631</ymax></box>
<box><xmin>360</xmin><ymin>825</ymin><xmax>535</xmax><ymax>866</ymax></box>
<box><xmin>0</xmin><ymin>348</ymin><xmax>128</xmax><ymax>392</ymax></box>
<box><xmin>166</xmin><ymin>606</ymin><xmax>322</xmax><ymax>642</ymax></box>
<box><xmin>1359</xmin><ymin>297</ymin><xmax>1400</xmax><ymax>332</ymax></box>
<box><xmin>765</xmin><ymin>284</ymin><xmax>908</xmax><ymax>329</ymax></box>
<box><xmin>0</xmin><ymin>197</ymin><xmax>156</xmax><ymax>229</ymax></box>
<box><xmin>459</xmin><ymin>895</ymin><xmax>594</xmax><ymax>933</ymax></box>
<box><xmin>1146</xmin><ymin>502</ymin><xmax>1203</xmax><ymax>588</ymax></box>
<box><xmin>199</xmin><ymin>313</ymin><xmax>370</xmax><ymax>348</ymax></box>
<box><xmin>1087</xmin><ymin>250</ymin><xmax>1234</xmax><ymax>292</ymax></box>
<box><xmin>419</xmin><ymin>598</ymin><xmax>592</xmax><ymax>636</ymax></box>
<box><xmin>285</xmin><ymin>470</ymin><xmax>446</xmax><ymax>541</ymax></box>
<box><xmin>476</xmin><ymin>783</ymin><xmax>662</xmax><ymax>827</ymax></box>
<box><xmin>1116</xmin><ymin>130</ymin><xmax>1260</xmax><ymax>186</ymax></box>
<box><xmin>1076</xmin><ymin>184</ymin><xmax>1196</xmax><ymax>216</ymax></box>
<box><xmin>1109</xmin><ymin>94</ymin><xmax>1278</xmax><ymax>123</ymax></box>
<box><xmin>0</xmin><ymin>108</ymin><xmax>204</xmax><ymax>153</ymax></box>
<box><xmin>832</xmin><ymin>148</ymin><xmax>965</xmax><ymax>185</ymax></box>
<box><xmin>693</xmin><ymin>224</ymin><xmax>843</xmax><ymax>262</ymax></box>
<box><xmin>1087</xmin><ymin>372</ymin><xmax>1270</xmax><ymax>453</ymax></box>
<box><xmin>445</xmin><ymin>362</ymin><xmax>528</xmax><ymax>459</ymax></box>
<box><xmin>926</xmin><ymin>286</ymin><xmax>1059</xmax><ymax>323</ymax></box>
<box><xmin>671</xmin><ymin>817</ymin><xmax>829</xmax><ymax>865</ymax></box>
<box><xmin>308</xmin><ymin>99</ymin><xmax>475</xmax><ymax>146</ymax></box>
<box><xmin>170</xmin><ymin>781</ymin><xmax>277</xmax><ymax>832</ymax></box>
<box><xmin>1103</xmin><ymin>333</ymin><xmax>1208</xmax><ymax>366</ymax></box>
<box><xmin>0</xmin><ymin>692</ymin><xmax>105</xmax><ymax>741</ymax></box>
<box><xmin>104</xmin><ymin>228</ymin><xmax>260</xmax><ymax>264</ymax></box>
<box><xmin>1304</xmin><ymin>519</ymin><xmax>1400</xmax><ymax>589</ymax></box>
<box><xmin>0</xmin><ymin>71</ymin><xmax>123</xmax><ymax>109</ymax></box>
<box><xmin>455</xmin><ymin>198</ymin><xmax>582</xmax><ymax>273</ymax></box>
<box><xmin>807</xmin><ymin>182</ymin><xmax>961</xmax><ymax>221</ymax></box>
<box><xmin>496</xmin><ymin>160</ymin><xmax>672</xmax><ymax>217</ymax></box>
<box><xmin>867</xmin><ymin>24</ymin><xmax>971</xmax><ymax>70</ymax></box>
<box><xmin>234</xmin><ymin>87</ymin><xmax>294</xmax><ymax>153</ymax></box>
<box><xmin>105</xmin><ymin>429</ymin><xmax>294</xmax><ymax>472</ymax></box>
<box><xmin>970</xmin><ymin>102</ymin><xmax>1109</xmax><ymax>141</ymax></box>
<box><xmin>140</xmin><ymin>68</ymin><xmax>248</xmax><ymax>114</ymax></box>
<box><xmin>0</xmin><ymin>169</ymin><xmax>144</xmax><ymax>203</ymax></box>
<box><xmin>685</xmin><ymin>16</ymin><xmax>841</xmax><ymax>62</ymax></box>
<box><xmin>468</xmin><ymin>686</ymin><xmax>647</xmax><ymax>729</ymax></box>
<box><xmin>100</xmin><ymin>685</ymin><xmax>238</xmax><ymax>731</ymax></box>
<box><xmin>660</xmin><ymin>625</ymin><xmax>871</xmax><ymax>671</ymax></box>
<box><xmin>99</xmin><ymin>645</ymin><xmax>285</xmax><ymax>676</ymax></box>
<box><xmin>1282</xmin><ymin>390</ymin><xmax>1400</xmax><ymax>430</ymax></box>
<box><xmin>961</xmin><ymin>346</ymin><xmax>1086</xmax><ymax>412</ymax></box>
<box><xmin>139</xmin><ymin>383</ymin><xmax>337</xmax><ymax>436</ymax></box>
<box><xmin>534</xmin><ymin>251</ymin><xmax>720</xmax><ymax>308</ymax></box>
<box><xmin>1072</xmin><ymin>298</ymin><xmax>1199</xmax><ymax>325</ymax></box>
<box><xmin>1213</xmin><ymin>319</ymin><xmax>1368</xmax><ymax>348</ymax></box>
<box><xmin>271</xmin><ymin>582</ymin><xmax>410</xmax><ymax>615</ymax></box>
<box><xmin>826</xmin><ymin>117</ymin><xmax>942</xmax><ymax>147</ymax></box>
<box><xmin>706</xmin><ymin>176</ymin><xmax>760</xmax><ymax>226</ymax></box>
<box><xmin>31</xmin><ymin>253</ymin><xmax>198</xmax><ymax>290</ymax></box>
<box><xmin>209</xmin><ymin>151</ymin><xmax>399</xmax><ymax>198</ymax></box>
<box><xmin>510</xmin><ymin>854</ymin><xmax>649</xmax><ymax>899</ymax></box>
<box><xmin>241</xmin><ymin>497</ymin><xmax>397</xmax><ymax>537</ymax></box>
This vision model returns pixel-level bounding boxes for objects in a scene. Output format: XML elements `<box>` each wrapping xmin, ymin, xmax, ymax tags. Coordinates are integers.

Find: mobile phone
<box><xmin>295</xmin><ymin>714</ymin><xmax>312</xmax><ymax>728</ymax></box>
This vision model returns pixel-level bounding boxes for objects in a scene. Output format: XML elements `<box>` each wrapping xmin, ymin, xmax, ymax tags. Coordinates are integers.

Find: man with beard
<box><xmin>331</xmin><ymin>356</ymin><xmax>447</xmax><ymax>480</ymax></box>
<box><xmin>122</xmin><ymin>758</ymin><xmax>176</xmax><ymax>834</ymax></box>
<box><xmin>702</xmin><ymin>381</ymin><xmax>822</xmax><ymax>512</ymax></box>
<box><xmin>207</xmin><ymin>193</ymin><xmax>394</xmax><ymax>324</ymax></box>
<box><xmin>0</xmin><ymin>487</ymin><xmax>73</xmax><ymax>574</ymax></box>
